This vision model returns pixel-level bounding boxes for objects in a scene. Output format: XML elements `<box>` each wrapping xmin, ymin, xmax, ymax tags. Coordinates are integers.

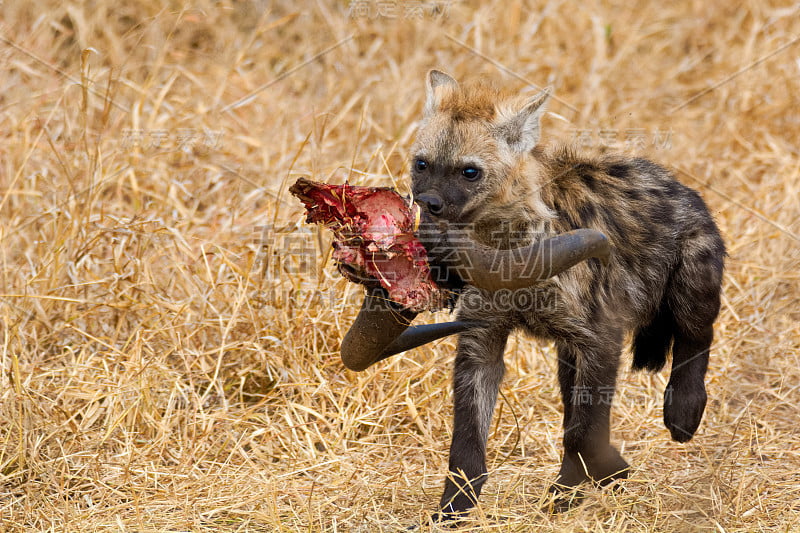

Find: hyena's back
<box><xmin>538</xmin><ymin>149</ymin><xmax>725</xmax><ymax>440</ymax></box>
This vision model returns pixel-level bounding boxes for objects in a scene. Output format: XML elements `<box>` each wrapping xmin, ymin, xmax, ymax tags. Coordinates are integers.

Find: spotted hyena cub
<box><xmin>409</xmin><ymin>70</ymin><xmax>725</xmax><ymax>520</ymax></box>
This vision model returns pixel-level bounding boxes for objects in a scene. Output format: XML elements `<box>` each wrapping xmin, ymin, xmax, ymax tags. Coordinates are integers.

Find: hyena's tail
<box><xmin>631</xmin><ymin>300</ymin><xmax>673</xmax><ymax>373</ymax></box>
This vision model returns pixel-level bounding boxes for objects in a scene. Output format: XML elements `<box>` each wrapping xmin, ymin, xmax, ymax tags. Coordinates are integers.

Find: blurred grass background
<box><xmin>0</xmin><ymin>1</ymin><xmax>799</xmax><ymax>530</ymax></box>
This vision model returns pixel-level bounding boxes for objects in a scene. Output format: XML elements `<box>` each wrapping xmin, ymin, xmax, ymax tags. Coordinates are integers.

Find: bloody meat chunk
<box><xmin>289</xmin><ymin>177</ymin><xmax>446</xmax><ymax>311</ymax></box>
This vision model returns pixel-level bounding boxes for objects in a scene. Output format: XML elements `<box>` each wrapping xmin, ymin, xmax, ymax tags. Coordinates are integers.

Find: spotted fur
<box><xmin>410</xmin><ymin>71</ymin><xmax>725</xmax><ymax>520</ymax></box>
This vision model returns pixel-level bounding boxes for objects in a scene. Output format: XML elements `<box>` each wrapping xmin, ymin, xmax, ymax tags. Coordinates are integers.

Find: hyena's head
<box><xmin>411</xmin><ymin>70</ymin><xmax>554</xmax><ymax>240</ymax></box>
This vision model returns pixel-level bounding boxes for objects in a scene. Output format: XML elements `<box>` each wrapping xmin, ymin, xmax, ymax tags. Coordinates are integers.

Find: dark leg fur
<box><xmin>664</xmin><ymin>325</ymin><xmax>712</xmax><ymax>442</ymax></box>
<box><xmin>435</xmin><ymin>326</ymin><xmax>509</xmax><ymax>522</ymax></box>
<box><xmin>662</xmin><ymin>233</ymin><xmax>724</xmax><ymax>442</ymax></box>
<box><xmin>550</xmin><ymin>337</ymin><xmax>630</xmax><ymax>510</ymax></box>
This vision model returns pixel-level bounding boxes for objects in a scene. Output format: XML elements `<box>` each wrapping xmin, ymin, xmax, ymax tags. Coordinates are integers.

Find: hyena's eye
<box><xmin>461</xmin><ymin>166</ymin><xmax>482</xmax><ymax>181</ymax></box>
<box><xmin>414</xmin><ymin>159</ymin><xmax>429</xmax><ymax>172</ymax></box>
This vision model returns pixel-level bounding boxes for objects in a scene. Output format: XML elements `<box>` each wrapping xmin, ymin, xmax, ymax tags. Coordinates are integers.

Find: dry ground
<box><xmin>1</xmin><ymin>1</ymin><xmax>799</xmax><ymax>531</ymax></box>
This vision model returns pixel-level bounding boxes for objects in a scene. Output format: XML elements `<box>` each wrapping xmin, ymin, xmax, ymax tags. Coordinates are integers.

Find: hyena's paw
<box><xmin>415</xmin><ymin>510</ymin><xmax>470</xmax><ymax>530</ymax></box>
<box><xmin>555</xmin><ymin>446</ymin><xmax>630</xmax><ymax>487</ymax></box>
<box><xmin>546</xmin><ymin>446</ymin><xmax>630</xmax><ymax>512</ymax></box>
<box><xmin>664</xmin><ymin>378</ymin><xmax>707</xmax><ymax>443</ymax></box>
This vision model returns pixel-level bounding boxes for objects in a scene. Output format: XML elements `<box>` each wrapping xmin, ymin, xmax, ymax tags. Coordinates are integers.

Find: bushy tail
<box><xmin>631</xmin><ymin>302</ymin><xmax>673</xmax><ymax>373</ymax></box>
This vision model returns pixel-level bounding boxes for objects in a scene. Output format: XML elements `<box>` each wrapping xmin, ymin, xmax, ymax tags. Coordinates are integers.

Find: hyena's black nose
<box><xmin>416</xmin><ymin>193</ymin><xmax>444</xmax><ymax>216</ymax></box>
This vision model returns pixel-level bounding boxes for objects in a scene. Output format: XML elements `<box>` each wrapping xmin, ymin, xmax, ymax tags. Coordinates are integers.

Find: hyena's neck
<box><xmin>471</xmin><ymin>152</ymin><xmax>556</xmax><ymax>248</ymax></box>
<box><xmin>472</xmin><ymin>210</ymin><xmax>537</xmax><ymax>250</ymax></box>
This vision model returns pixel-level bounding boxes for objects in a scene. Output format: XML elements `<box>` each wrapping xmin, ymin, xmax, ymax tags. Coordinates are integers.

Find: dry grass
<box><xmin>1</xmin><ymin>0</ymin><xmax>799</xmax><ymax>531</ymax></box>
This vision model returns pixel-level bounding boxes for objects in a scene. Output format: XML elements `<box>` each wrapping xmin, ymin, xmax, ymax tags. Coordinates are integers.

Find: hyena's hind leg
<box><xmin>551</xmin><ymin>333</ymin><xmax>630</xmax><ymax>508</ymax></box>
<box><xmin>662</xmin><ymin>226</ymin><xmax>725</xmax><ymax>442</ymax></box>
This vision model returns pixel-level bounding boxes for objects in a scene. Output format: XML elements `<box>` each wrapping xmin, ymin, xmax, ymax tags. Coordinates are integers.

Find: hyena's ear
<box><xmin>424</xmin><ymin>70</ymin><xmax>458</xmax><ymax>116</ymax></box>
<box><xmin>496</xmin><ymin>87</ymin><xmax>551</xmax><ymax>153</ymax></box>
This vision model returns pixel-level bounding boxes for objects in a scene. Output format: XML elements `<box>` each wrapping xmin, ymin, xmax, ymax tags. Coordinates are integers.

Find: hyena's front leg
<box><xmin>552</xmin><ymin>338</ymin><xmax>629</xmax><ymax>506</ymax></box>
<box><xmin>435</xmin><ymin>326</ymin><xmax>509</xmax><ymax>521</ymax></box>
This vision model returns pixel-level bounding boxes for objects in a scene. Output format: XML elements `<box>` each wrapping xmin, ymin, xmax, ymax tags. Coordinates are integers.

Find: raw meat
<box><xmin>289</xmin><ymin>178</ymin><xmax>445</xmax><ymax>311</ymax></box>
